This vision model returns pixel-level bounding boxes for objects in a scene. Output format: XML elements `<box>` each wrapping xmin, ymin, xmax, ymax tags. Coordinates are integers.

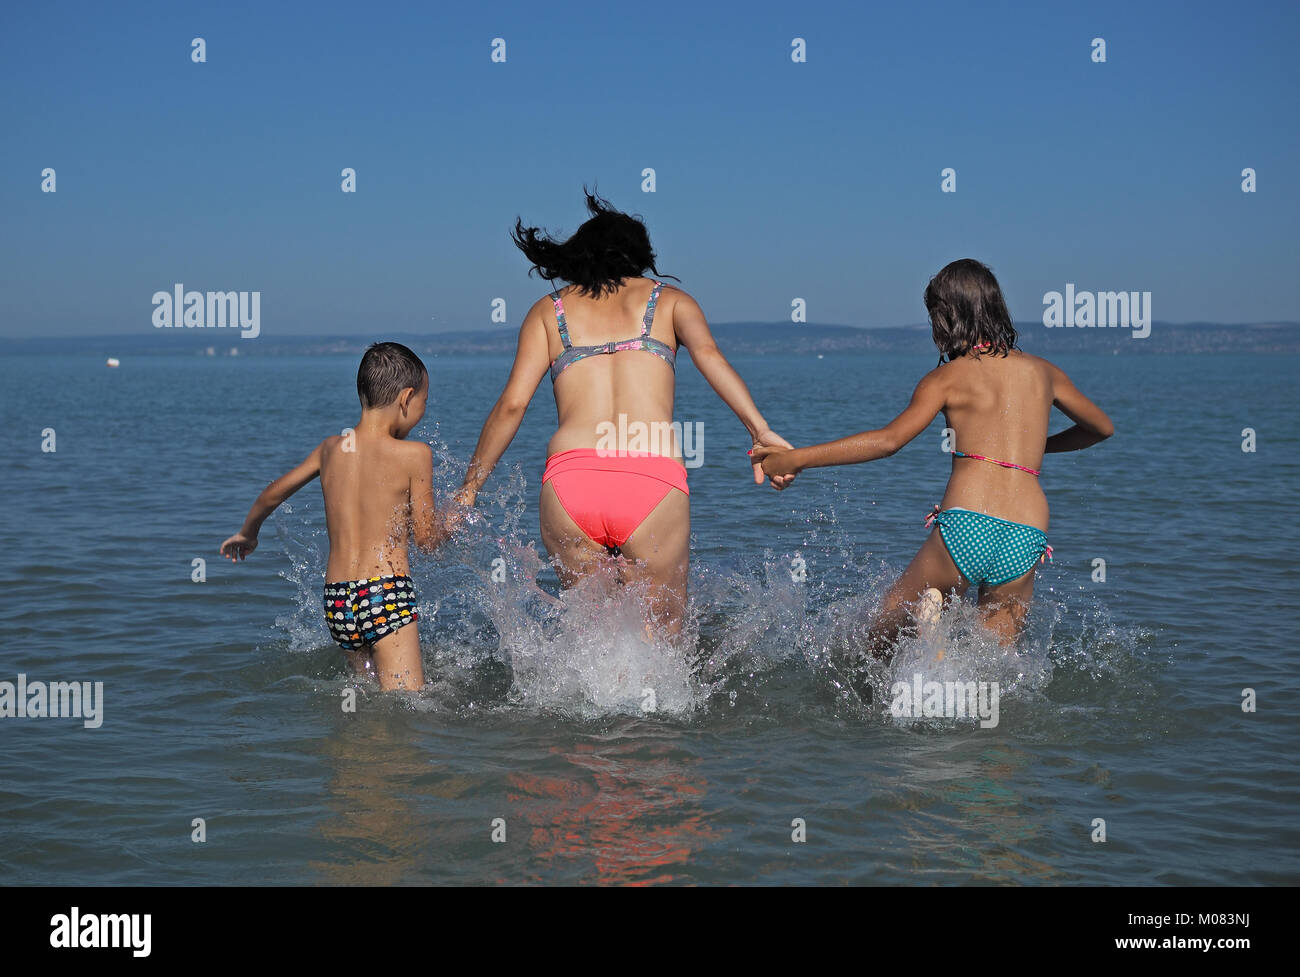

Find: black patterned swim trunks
<box><xmin>322</xmin><ymin>574</ymin><xmax>419</xmax><ymax>651</ymax></box>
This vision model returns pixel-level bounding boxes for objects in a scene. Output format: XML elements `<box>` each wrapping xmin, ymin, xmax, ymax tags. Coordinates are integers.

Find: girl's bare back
<box><xmin>938</xmin><ymin>350</ymin><xmax>1054</xmax><ymax>531</ymax></box>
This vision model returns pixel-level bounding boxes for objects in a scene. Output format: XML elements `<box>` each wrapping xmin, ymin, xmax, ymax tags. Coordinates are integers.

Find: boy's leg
<box><xmin>976</xmin><ymin>570</ymin><xmax>1035</xmax><ymax>644</ymax></box>
<box><xmin>369</xmin><ymin>623</ymin><xmax>425</xmax><ymax>691</ymax></box>
<box><xmin>343</xmin><ymin>646</ymin><xmax>374</xmax><ymax>678</ymax></box>
<box><xmin>862</xmin><ymin>530</ymin><xmax>967</xmax><ymax>659</ymax></box>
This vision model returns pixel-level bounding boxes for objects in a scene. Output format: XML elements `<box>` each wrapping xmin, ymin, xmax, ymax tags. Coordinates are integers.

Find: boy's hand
<box><xmin>220</xmin><ymin>533</ymin><xmax>257</xmax><ymax>561</ymax></box>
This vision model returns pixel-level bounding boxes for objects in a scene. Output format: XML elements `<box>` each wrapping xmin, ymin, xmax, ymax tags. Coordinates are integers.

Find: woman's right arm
<box><xmin>456</xmin><ymin>303</ymin><xmax>552</xmax><ymax>504</ymax></box>
<box><xmin>1045</xmin><ymin>363</ymin><xmax>1115</xmax><ymax>453</ymax></box>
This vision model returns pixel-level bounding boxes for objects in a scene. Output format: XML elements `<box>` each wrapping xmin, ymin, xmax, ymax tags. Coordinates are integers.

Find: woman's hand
<box><xmin>440</xmin><ymin>486</ymin><xmax>483</xmax><ymax>534</ymax></box>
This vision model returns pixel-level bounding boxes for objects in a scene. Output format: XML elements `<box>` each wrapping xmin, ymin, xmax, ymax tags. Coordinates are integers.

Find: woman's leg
<box><xmin>539</xmin><ymin>480</ymin><xmax>614</xmax><ymax>587</ymax></box>
<box><xmin>539</xmin><ymin>479</ymin><xmax>690</xmax><ymax>637</ymax></box>
<box><xmin>617</xmin><ymin>488</ymin><xmax>691</xmax><ymax>639</ymax></box>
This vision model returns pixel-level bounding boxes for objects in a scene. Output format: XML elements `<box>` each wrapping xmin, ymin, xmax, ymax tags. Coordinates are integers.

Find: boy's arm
<box><xmin>1045</xmin><ymin>363</ymin><xmax>1115</xmax><ymax>452</ymax></box>
<box><xmin>219</xmin><ymin>442</ymin><xmax>324</xmax><ymax>560</ymax></box>
<box><xmin>751</xmin><ymin>370</ymin><xmax>947</xmax><ymax>477</ymax></box>
<box><xmin>672</xmin><ymin>290</ymin><xmax>793</xmax><ymax>486</ymax></box>
<box><xmin>408</xmin><ymin>442</ymin><xmax>444</xmax><ymax>552</ymax></box>
<box><xmin>456</xmin><ymin>305</ymin><xmax>551</xmax><ymax>505</ymax></box>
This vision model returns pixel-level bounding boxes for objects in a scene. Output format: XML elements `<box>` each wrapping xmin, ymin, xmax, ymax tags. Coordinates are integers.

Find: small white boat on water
<box><xmin>106</xmin><ymin>358</ymin><xmax>120</xmax><ymax>368</ymax></box>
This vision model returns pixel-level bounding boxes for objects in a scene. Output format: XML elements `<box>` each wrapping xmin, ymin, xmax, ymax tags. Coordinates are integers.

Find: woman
<box><xmin>455</xmin><ymin>190</ymin><xmax>791</xmax><ymax>634</ymax></box>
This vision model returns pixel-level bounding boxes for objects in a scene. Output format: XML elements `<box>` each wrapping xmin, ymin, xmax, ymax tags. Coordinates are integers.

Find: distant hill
<box><xmin>4</xmin><ymin>320</ymin><xmax>1299</xmax><ymax>356</ymax></box>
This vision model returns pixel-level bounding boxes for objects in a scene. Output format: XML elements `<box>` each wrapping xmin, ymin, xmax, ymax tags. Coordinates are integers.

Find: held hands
<box><xmin>750</xmin><ymin>429</ymin><xmax>797</xmax><ymax>490</ymax></box>
<box><xmin>219</xmin><ymin>532</ymin><xmax>257</xmax><ymax>561</ymax></box>
<box><xmin>749</xmin><ymin>442</ymin><xmax>801</xmax><ymax>484</ymax></box>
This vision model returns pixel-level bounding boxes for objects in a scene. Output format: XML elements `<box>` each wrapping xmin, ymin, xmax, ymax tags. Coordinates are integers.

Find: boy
<box><xmin>220</xmin><ymin>342</ymin><xmax>444</xmax><ymax>690</ymax></box>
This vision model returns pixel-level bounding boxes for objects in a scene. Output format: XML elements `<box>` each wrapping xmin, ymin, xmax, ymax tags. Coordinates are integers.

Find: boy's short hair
<box><xmin>357</xmin><ymin>342</ymin><xmax>427</xmax><ymax>408</ymax></box>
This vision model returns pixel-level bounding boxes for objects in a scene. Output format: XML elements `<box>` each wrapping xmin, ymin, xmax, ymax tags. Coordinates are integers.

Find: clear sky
<box><xmin>1</xmin><ymin>0</ymin><xmax>1296</xmax><ymax>338</ymax></box>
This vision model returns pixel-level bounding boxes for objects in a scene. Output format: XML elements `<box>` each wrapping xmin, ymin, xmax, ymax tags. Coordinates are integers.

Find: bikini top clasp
<box><xmin>548</xmin><ymin>281</ymin><xmax>675</xmax><ymax>382</ymax></box>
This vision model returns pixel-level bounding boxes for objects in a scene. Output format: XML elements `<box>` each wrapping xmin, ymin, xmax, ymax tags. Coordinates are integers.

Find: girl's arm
<box><xmin>220</xmin><ymin>442</ymin><xmax>324</xmax><ymax>560</ymax></box>
<box><xmin>751</xmin><ymin>370</ymin><xmax>947</xmax><ymax>477</ymax></box>
<box><xmin>671</xmin><ymin>290</ymin><xmax>794</xmax><ymax>486</ymax></box>
<box><xmin>1045</xmin><ymin>363</ymin><xmax>1114</xmax><ymax>453</ymax></box>
<box><xmin>456</xmin><ymin>304</ymin><xmax>551</xmax><ymax>505</ymax></box>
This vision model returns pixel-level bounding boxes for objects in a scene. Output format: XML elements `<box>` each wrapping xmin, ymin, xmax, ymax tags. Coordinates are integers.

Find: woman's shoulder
<box><xmin>652</xmin><ymin>280</ymin><xmax>694</xmax><ymax>312</ymax></box>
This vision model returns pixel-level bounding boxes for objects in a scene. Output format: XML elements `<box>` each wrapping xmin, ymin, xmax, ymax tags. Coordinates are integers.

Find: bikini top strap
<box><xmin>641</xmin><ymin>281</ymin><xmax>663</xmax><ymax>337</ymax></box>
<box><xmin>550</xmin><ymin>289</ymin><xmax>572</xmax><ymax>348</ymax></box>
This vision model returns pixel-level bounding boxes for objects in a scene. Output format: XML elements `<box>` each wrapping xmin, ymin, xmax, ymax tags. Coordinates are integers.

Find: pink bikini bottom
<box><xmin>542</xmin><ymin>449</ymin><xmax>689</xmax><ymax>552</ymax></box>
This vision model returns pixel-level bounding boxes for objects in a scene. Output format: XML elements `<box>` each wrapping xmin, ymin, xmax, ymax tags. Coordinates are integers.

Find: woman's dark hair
<box><xmin>357</xmin><ymin>341</ymin><xmax>426</xmax><ymax>408</ymax></box>
<box><xmin>511</xmin><ymin>187</ymin><xmax>679</xmax><ymax>298</ymax></box>
<box><xmin>923</xmin><ymin>258</ymin><xmax>1019</xmax><ymax>363</ymax></box>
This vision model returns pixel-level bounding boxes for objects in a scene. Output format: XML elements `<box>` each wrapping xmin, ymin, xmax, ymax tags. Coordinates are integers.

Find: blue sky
<box><xmin>1</xmin><ymin>0</ymin><xmax>1296</xmax><ymax>337</ymax></box>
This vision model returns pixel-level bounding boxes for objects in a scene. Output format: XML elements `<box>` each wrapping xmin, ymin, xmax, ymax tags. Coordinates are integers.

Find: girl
<box><xmin>456</xmin><ymin>190</ymin><xmax>792</xmax><ymax>634</ymax></box>
<box><xmin>752</xmin><ymin>258</ymin><xmax>1113</xmax><ymax>652</ymax></box>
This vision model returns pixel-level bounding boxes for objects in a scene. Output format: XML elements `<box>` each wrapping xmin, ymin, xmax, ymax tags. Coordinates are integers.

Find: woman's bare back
<box><xmin>542</xmin><ymin>277</ymin><xmax>682</xmax><ymax>459</ymax></box>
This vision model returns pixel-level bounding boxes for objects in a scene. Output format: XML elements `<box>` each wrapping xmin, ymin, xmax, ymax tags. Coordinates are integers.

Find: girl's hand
<box><xmin>220</xmin><ymin>533</ymin><xmax>257</xmax><ymax>561</ymax></box>
<box><xmin>751</xmin><ymin>429</ymin><xmax>795</xmax><ymax>487</ymax></box>
<box><xmin>749</xmin><ymin>442</ymin><xmax>801</xmax><ymax>486</ymax></box>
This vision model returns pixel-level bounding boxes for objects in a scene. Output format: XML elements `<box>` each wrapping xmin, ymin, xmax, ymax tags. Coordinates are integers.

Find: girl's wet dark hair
<box><xmin>924</xmin><ymin>259</ymin><xmax>1019</xmax><ymax>363</ymax></box>
<box><xmin>511</xmin><ymin>187</ymin><xmax>679</xmax><ymax>298</ymax></box>
<box><xmin>357</xmin><ymin>342</ymin><xmax>427</xmax><ymax>408</ymax></box>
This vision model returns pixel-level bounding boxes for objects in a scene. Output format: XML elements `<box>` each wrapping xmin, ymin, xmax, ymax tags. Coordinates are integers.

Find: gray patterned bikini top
<box><xmin>548</xmin><ymin>281</ymin><xmax>675</xmax><ymax>382</ymax></box>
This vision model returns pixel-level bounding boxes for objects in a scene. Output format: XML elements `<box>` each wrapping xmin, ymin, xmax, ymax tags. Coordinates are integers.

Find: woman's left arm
<box><xmin>672</xmin><ymin>290</ymin><xmax>793</xmax><ymax>486</ymax></box>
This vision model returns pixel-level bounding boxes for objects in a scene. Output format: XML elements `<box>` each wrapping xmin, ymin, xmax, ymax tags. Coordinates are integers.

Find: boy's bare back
<box><xmin>319</xmin><ymin>432</ymin><xmax>433</xmax><ymax>583</ymax></box>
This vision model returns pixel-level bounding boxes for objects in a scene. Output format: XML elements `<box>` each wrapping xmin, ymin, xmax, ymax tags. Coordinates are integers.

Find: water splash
<box><xmin>266</xmin><ymin>434</ymin><xmax>1153</xmax><ymax>731</ymax></box>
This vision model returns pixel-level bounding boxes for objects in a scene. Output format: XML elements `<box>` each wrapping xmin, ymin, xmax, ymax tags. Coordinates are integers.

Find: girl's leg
<box><xmin>976</xmin><ymin>569</ymin><xmax>1035</xmax><ymax>644</ymax></box>
<box><xmin>369</xmin><ymin>624</ymin><xmax>425</xmax><ymax>691</ymax></box>
<box><xmin>863</xmin><ymin>529</ymin><xmax>967</xmax><ymax>658</ymax></box>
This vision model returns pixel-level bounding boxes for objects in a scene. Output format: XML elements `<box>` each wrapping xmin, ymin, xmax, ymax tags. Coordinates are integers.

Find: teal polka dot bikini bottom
<box><xmin>926</xmin><ymin>506</ymin><xmax>1052</xmax><ymax>587</ymax></box>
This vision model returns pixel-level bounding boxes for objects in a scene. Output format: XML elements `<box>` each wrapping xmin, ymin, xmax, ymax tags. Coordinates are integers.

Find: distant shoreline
<box><xmin>4</xmin><ymin>321</ymin><xmax>1299</xmax><ymax>356</ymax></box>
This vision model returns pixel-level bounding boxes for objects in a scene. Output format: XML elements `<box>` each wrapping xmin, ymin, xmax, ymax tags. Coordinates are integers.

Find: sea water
<box><xmin>1</xmin><ymin>350</ymin><xmax>1296</xmax><ymax>884</ymax></box>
